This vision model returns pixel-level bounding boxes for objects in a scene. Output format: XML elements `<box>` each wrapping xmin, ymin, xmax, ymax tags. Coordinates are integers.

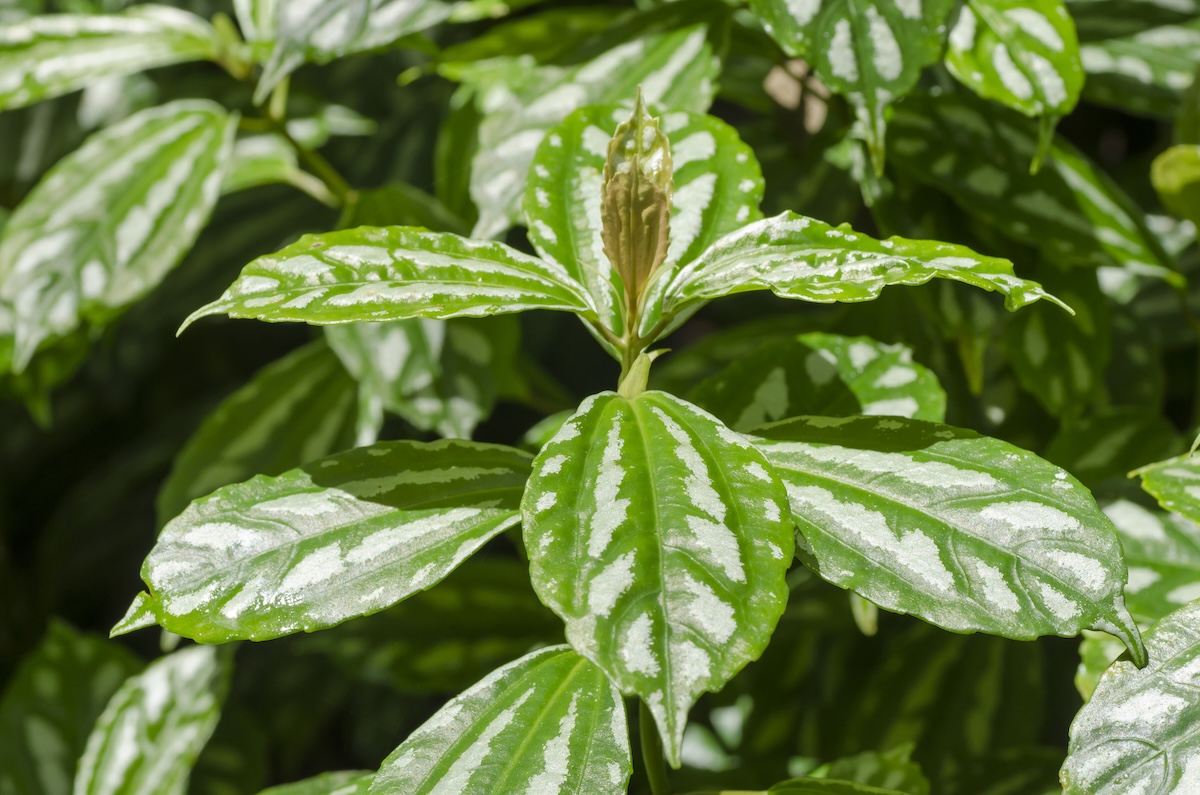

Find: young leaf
<box><xmin>0</xmin><ymin>6</ymin><xmax>218</xmax><ymax>111</ymax></box>
<box><xmin>182</xmin><ymin>227</ymin><xmax>594</xmax><ymax>331</ymax></box>
<box><xmin>1103</xmin><ymin>500</ymin><xmax>1200</xmax><ymax>624</ymax></box>
<box><xmin>1081</xmin><ymin>20</ymin><xmax>1200</xmax><ymax>117</ymax></box>
<box><xmin>887</xmin><ymin>93</ymin><xmax>1179</xmax><ymax>283</ymax></box>
<box><xmin>521</xmin><ymin>391</ymin><xmax>793</xmax><ymax>766</ymax></box>
<box><xmin>455</xmin><ymin>5</ymin><xmax>725</xmax><ymax>237</ymax></box>
<box><xmin>525</xmin><ymin>104</ymin><xmax>762</xmax><ymax>344</ymax></box>
<box><xmin>650</xmin><ymin>211</ymin><xmax>1066</xmax><ymax>339</ymax></box>
<box><xmin>370</xmin><ymin>645</ymin><xmax>631</xmax><ymax>795</ymax></box>
<box><xmin>119</xmin><ymin>440</ymin><xmax>531</xmax><ymax>643</ymax></box>
<box><xmin>257</xmin><ymin>771</ymin><xmax>373</xmax><ymax>795</ymax></box>
<box><xmin>0</xmin><ymin>100</ymin><xmax>236</xmax><ymax>373</ymax></box>
<box><xmin>0</xmin><ymin>621</ymin><xmax>142</xmax><ymax>795</ymax></box>
<box><xmin>744</xmin><ymin>0</ymin><xmax>955</xmax><ymax>172</ymax></box>
<box><xmin>944</xmin><ymin>0</ymin><xmax>1083</xmax><ymax>128</ymax></box>
<box><xmin>1138</xmin><ymin>453</ymin><xmax>1200</xmax><ymax>525</ymax></box>
<box><xmin>256</xmin><ymin>0</ymin><xmax>455</xmax><ymax>102</ymax></box>
<box><xmin>749</xmin><ymin>415</ymin><xmax>1146</xmax><ymax>664</ymax></box>
<box><xmin>325</xmin><ymin>316</ymin><xmax>518</xmax><ymax>441</ymax></box>
<box><xmin>74</xmin><ymin>646</ymin><xmax>230</xmax><ymax>795</ymax></box>
<box><xmin>1061</xmin><ymin>601</ymin><xmax>1200</xmax><ymax>795</ymax></box>
<box><xmin>689</xmin><ymin>332</ymin><xmax>946</xmax><ymax>431</ymax></box>
<box><xmin>156</xmin><ymin>341</ymin><xmax>358</xmax><ymax>526</ymax></box>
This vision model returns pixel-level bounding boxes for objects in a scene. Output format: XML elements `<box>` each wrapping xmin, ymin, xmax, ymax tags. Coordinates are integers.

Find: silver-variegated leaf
<box><xmin>233</xmin><ymin>0</ymin><xmax>276</xmax><ymax>43</ymax></box>
<box><xmin>257</xmin><ymin>772</ymin><xmax>373</xmax><ymax>795</ymax></box>
<box><xmin>887</xmin><ymin>93</ymin><xmax>1179</xmax><ymax>284</ymax></box>
<box><xmin>525</xmin><ymin>105</ymin><xmax>762</xmax><ymax>344</ymax></box>
<box><xmin>0</xmin><ymin>5</ymin><xmax>217</xmax><ymax>111</ymax></box>
<box><xmin>648</xmin><ymin>211</ymin><xmax>1066</xmax><ymax>338</ymax></box>
<box><xmin>1061</xmin><ymin>601</ymin><xmax>1200</xmax><ymax>795</ymax></box>
<box><xmin>745</xmin><ymin>0</ymin><xmax>955</xmax><ymax>172</ymax></box>
<box><xmin>456</xmin><ymin>12</ymin><xmax>723</xmax><ymax>238</ymax></box>
<box><xmin>749</xmin><ymin>415</ymin><xmax>1146</xmax><ymax>664</ymax></box>
<box><xmin>256</xmin><ymin>0</ymin><xmax>454</xmax><ymax>102</ymax></box>
<box><xmin>1081</xmin><ymin>20</ymin><xmax>1200</xmax><ymax>117</ymax></box>
<box><xmin>689</xmin><ymin>332</ymin><xmax>946</xmax><ymax>431</ymax></box>
<box><xmin>0</xmin><ymin>100</ymin><xmax>235</xmax><ymax>373</ymax></box>
<box><xmin>522</xmin><ymin>390</ymin><xmax>793</xmax><ymax>766</ymax></box>
<box><xmin>1139</xmin><ymin>453</ymin><xmax>1200</xmax><ymax>525</ymax></box>
<box><xmin>182</xmin><ymin>226</ymin><xmax>595</xmax><ymax>331</ymax></box>
<box><xmin>156</xmin><ymin>340</ymin><xmax>358</xmax><ymax>526</ymax></box>
<box><xmin>0</xmin><ymin>621</ymin><xmax>142</xmax><ymax>795</ymax></box>
<box><xmin>370</xmin><ymin>645</ymin><xmax>630</xmax><ymax>795</ymax></box>
<box><xmin>945</xmin><ymin>0</ymin><xmax>1083</xmax><ymax>121</ymax></box>
<box><xmin>74</xmin><ymin>646</ymin><xmax>230</xmax><ymax>795</ymax></box>
<box><xmin>1104</xmin><ymin>500</ymin><xmax>1200</xmax><ymax>624</ymax></box>
<box><xmin>118</xmin><ymin>440</ymin><xmax>531</xmax><ymax>642</ymax></box>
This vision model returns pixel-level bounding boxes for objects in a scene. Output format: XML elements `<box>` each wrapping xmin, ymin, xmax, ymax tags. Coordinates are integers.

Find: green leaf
<box><xmin>1061</xmin><ymin>601</ymin><xmax>1200</xmax><ymax>795</ymax></box>
<box><xmin>182</xmin><ymin>227</ymin><xmax>594</xmax><ymax>331</ymax></box>
<box><xmin>256</xmin><ymin>0</ymin><xmax>454</xmax><ymax>102</ymax></box>
<box><xmin>689</xmin><ymin>332</ymin><xmax>946</xmax><ymax>431</ymax></box>
<box><xmin>1076</xmin><ymin>629</ymin><xmax>1127</xmax><ymax>701</ymax></box>
<box><xmin>527</xmin><ymin>104</ymin><xmax>763</xmax><ymax>345</ymax></box>
<box><xmin>0</xmin><ymin>100</ymin><xmax>236</xmax><ymax>374</ymax></box>
<box><xmin>1104</xmin><ymin>500</ymin><xmax>1200</xmax><ymax>625</ymax></box>
<box><xmin>370</xmin><ymin>645</ymin><xmax>631</xmax><ymax>795</ymax></box>
<box><xmin>749</xmin><ymin>415</ymin><xmax>1146</xmax><ymax>663</ymax></box>
<box><xmin>1002</xmin><ymin>262</ymin><xmax>1109</xmax><ymax>417</ymax></box>
<box><xmin>1081</xmin><ymin>20</ymin><xmax>1200</xmax><ymax>117</ymax></box>
<box><xmin>325</xmin><ymin>316</ymin><xmax>518</xmax><ymax>440</ymax></box>
<box><xmin>121</xmin><ymin>439</ymin><xmax>531</xmax><ymax>643</ymax></box>
<box><xmin>291</xmin><ymin>557</ymin><xmax>562</xmax><ymax>694</ymax></box>
<box><xmin>0</xmin><ymin>620</ymin><xmax>142</xmax><ymax>795</ymax></box>
<box><xmin>233</xmin><ymin>0</ymin><xmax>276</xmax><ymax>43</ymax></box>
<box><xmin>156</xmin><ymin>341</ymin><xmax>358</xmax><ymax>526</ymax></box>
<box><xmin>74</xmin><ymin>646</ymin><xmax>230</xmax><ymax>795</ymax></box>
<box><xmin>887</xmin><ymin>93</ymin><xmax>1180</xmax><ymax>284</ymax></box>
<box><xmin>744</xmin><ymin>0</ymin><xmax>955</xmax><ymax>173</ymax></box>
<box><xmin>1138</xmin><ymin>452</ymin><xmax>1200</xmax><ymax>525</ymax></box>
<box><xmin>769</xmin><ymin>779</ymin><xmax>910</xmax><ymax>795</ymax></box>
<box><xmin>339</xmin><ymin>183</ymin><xmax>467</xmax><ymax>237</ymax></box>
<box><xmin>222</xmin><ymin>134</ymin><xmax>300</xmax><ymax>195</ymax></box>
<box><xmin>0</xmin><ymin>5</ymin><xmax>218</xmax><ymax>111</ymax></box>
<box><xmin>257</xmin><ymin>772</ymin><xmax>373</xmax><ymax>795</ymax></box>
<box><xmin>811</xmin><ymin>745</ymin><xmax>930</xmax><ymax>795</ymax></box>
<box><xmin>945</xmin><ymin>0</ymin><xmax>1082</xmax><ymax>131</ymax></box>
<box><xmin>1045</xmin><ymin>408</ymin><xmax>1182</xmax><ymax>490</ymax></box>
<box><xmin>454</xmin><ymin>4</ymin><xmax>725</xmax><ymax>237</ymax></box>
<box><xmin>1065</xmin><ymin>0</ymin><xmax>1200</xmax><ymax>40</ymax></box>
<box><xmin>522</xmin><ymin>390</ymin><xmax>793</xmax><ymax>765</ymax></box>
<box><xmin>650</xmin><ymin>211</ymin><xmax>1066</xmax><ymax>338</ymax></box>
<box><xmin>1152</xmin><ymin>144</ymin><xmax>1200</xmax><ymax>228</ymax></box>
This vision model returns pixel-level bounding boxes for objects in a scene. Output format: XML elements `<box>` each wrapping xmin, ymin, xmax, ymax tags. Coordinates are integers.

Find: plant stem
<box><xmin>640</xmin><ymin>700</ymin><xmax>671</xmax><ymax>795</ymax></box>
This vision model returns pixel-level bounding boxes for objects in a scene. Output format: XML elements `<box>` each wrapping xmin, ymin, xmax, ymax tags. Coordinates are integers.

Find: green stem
<box><xmin>640</xmin><ymin>700</ymin><xmax>671</xmax><ymax>795</ymax></box>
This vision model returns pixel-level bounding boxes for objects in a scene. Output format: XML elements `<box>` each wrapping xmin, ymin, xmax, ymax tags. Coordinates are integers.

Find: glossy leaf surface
<box><xmin>690</xmin><ymin>332</ymin><xmax>946</xmax><ymax>431</ymax></box>
<box><xmin>257</xmin><ymin>0</ymin><xmax>454</xmax><ymax>101</ymax></box>
<box><xmin>370</xmin><ymin>646</ymin><xmax>631</xmax><ymax>795</ymax></box>
<box><xmin>457</xmin><ymin>7</ymin><xmax>723</xmax><ymax>237</ymax></box>
<box><xmin>745</xmin><ymin>0</ymin><xmax>954</xmax><ymax>171</ymax></box>
<box><xmin>0</xmin><ymin>6</ymin><xmax>217</xmax><ymax>111</ymax></box>
<box><xmin>750</xmin><ymin>415</ymin><xmax>1145</xmax><ymax>662</ymax></box>
<box><xmin>1062</xmin><ymin>601</ymin><xmax>1200</xmax><ymax>795</ymax></box>
<box><xmin>0</xmin><ymin>100</ymin><xmax>235</xmax><ymax>373</ymax></box>
<box><xmin>651</xmin><ymin>211</ymin><xmax>1066</xmax><ymax>338</ymax></box>
<box><xmin>257</xmin><ymin>772</ymin><xmax>373</xmax><ymax>795</ymax></box>
<box><xmin>156</xmin><ymin>341</ymin><xmax>358</xmax><ymax>526</ymax></box>
<box><xmin>1103</xmin><ymin>500</ymin><xmax>1200</xmax><ymax>624</ymax></box>
<box><xmin>945</xmin><ymin>0</ymin><xmax>1082</xmax><ymax>120</ymax></box>
<box><xmin>121</xmin><ymin>440</ymin><xmax>531</xmax><ymax>642</ymax></box>
<box><xmin>74</xmin><ymin>646</ymin><xmax>230</xmax><ymax>795</ymax></box>
<box><xmin>526</xmin><ymin>105</ymin><xmax>763</xmax><ymax>341</ymax></box>
<box><xmin>184</xmin><ymin>227</ymin><xmax>594</xmax><ymax>330</ymax></box>
<box><xmin>1140</xmin><ymin>453</ymin><xmax>1200</xmax><ymax>524</ymax></box>
<box><xmin>0</xmin><ymin>621</ymin><xmax>141</xmax><ymax>795</ymax></box>
<box><xmin>522</xmin><ymin>390</ymin><xmax>793</xmax><ymax>765</ymax></box>
<box><xmin>888</xmin><ymin>94</ymin><xmax>1178</xmax><ymax>282</ymax></box>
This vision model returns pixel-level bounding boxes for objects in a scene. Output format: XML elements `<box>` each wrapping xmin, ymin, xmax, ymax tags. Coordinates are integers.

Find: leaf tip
<box><xmin>111</xmin><ymin>592</ymin><xmax>161</xmax><ymax>638</ymax></box>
